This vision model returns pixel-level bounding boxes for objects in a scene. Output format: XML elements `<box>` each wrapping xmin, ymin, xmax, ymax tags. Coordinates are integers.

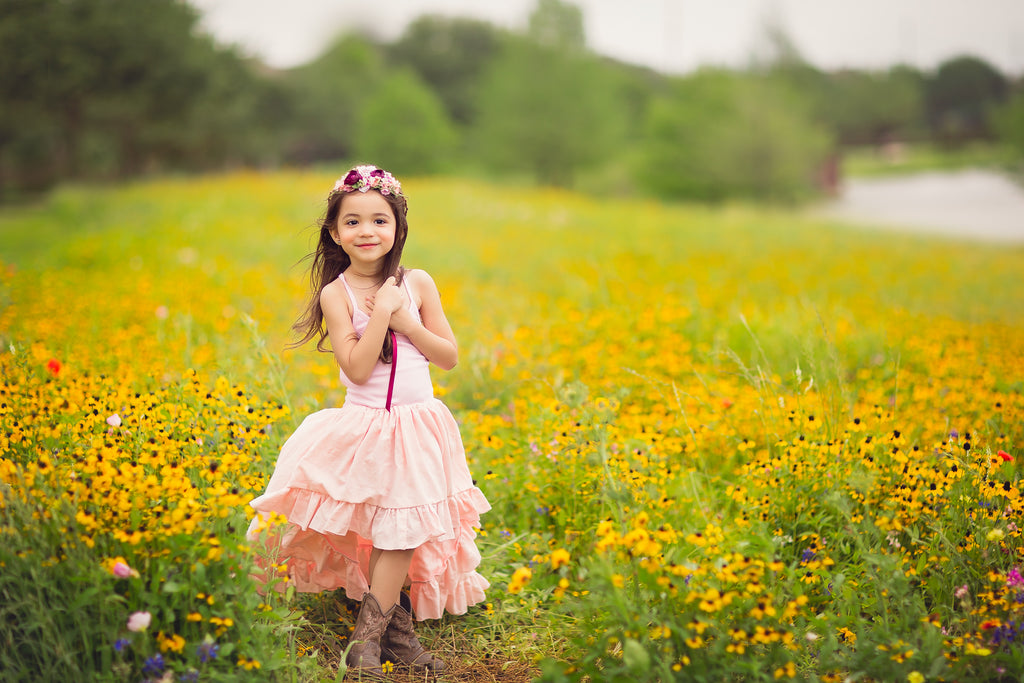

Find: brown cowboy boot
<box><xmin>380</xmin><ymin>592</ymin><xmax>446</xmax><ymax>674</ymax></box>
<box><xmin>346</xmin><ymin>593</ymin><xmax>395</xmax><ymax>678</ymax></box>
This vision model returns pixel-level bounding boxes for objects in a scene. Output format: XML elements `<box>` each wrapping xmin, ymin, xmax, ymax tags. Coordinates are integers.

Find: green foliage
<box><xmin>0</xmin><ymin>0</ymin><xmax>273</xmax><ymax>194</ymax></box>
<box><xmin>2</xmin><ymin>0</ymin><xmax>1015</xmax><ymax>202</ymax></box>
<box><xmin>926</xmin><ymin>55</ymin><xmax>1010</xmax><ymax>143</ymax></box>
<box><xmin>994</xmin><ymin>92</ymin><xmax>1024</xmax><ymax>161</ymax></box>
<box><xmin>353</xmin><ymin>70</ymin><xmax>458</xmax><ymax>175</ymax></box>
<box><xmin>283</xmin><ymin>34</ymin><xmax>387</xmax><ymax>163</ymax></box>
<box><xmin>755</xmin><ymin>26</ymin><xmax>927</xmax><ymax>147</ymax></box>
<box><xmin>473</xmin><ymin>35</ymin><xmax>626</xmax><ymax>186</ymax></box>
<box><xmin>528</xmin><ymin>0</ymin><xmax>586</xmax><ymax>51</ymax></box>
<box><xmin>386</xmin><ymin>16</ymin><xmax>504</xmax><ymax>126</ymax></box>
<box><xmin>0</xmin><ymin>351</ymin><xmax>310</xmax><ymax>682</ymax></box>
<box><xmin>814</xmin><ymin>67</ymin><xmax>926</xmax><ymax>145</ymax></box>
<box><xmin>842</xmin><ymin>141</ymin><xmax>1011</xmax><ymax>178</ymax></box>
<box><xmin>639</xmin><ymin>70</ymin><xmax>831</xmax><ymax>201</ymax></box>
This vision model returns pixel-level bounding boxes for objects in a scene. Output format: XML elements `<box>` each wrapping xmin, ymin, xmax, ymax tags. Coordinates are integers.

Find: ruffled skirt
<box><xmin>247</xmin><ymin>398</ymin><xmax>490</xmax><ymax>620</ymax></box>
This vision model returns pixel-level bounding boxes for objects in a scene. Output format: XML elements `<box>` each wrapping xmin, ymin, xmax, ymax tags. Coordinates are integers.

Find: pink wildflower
<box><xmin>111</xmin><ymin>561</ymin><xmax>137</xmax><ymax>579</ymax></box>
<box><xmin>127</xmin><ymin>611</ymin><xmax>152</xmax><ymax>632</ymax></box>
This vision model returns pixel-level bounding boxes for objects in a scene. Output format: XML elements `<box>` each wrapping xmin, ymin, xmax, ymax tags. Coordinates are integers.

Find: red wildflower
<box><xmin>46</xmin><ymin>359</ymin><xmax>61</xmax><ymax>376</ymax></box>
<box><xmin>997</xmin><ymin>450</ymin><xmax>1013</xmax><ymax>462</ymax></box>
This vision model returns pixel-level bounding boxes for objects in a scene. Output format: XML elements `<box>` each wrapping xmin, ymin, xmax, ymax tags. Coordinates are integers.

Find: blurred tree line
<box><xmin>2</xmin><ymin>0</ymin><xmax>1022</xmax><ymax>202</ymax></box>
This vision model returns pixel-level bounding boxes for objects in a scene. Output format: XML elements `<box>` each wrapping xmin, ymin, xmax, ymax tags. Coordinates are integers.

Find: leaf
<box><xmin>622</xmin><ymin>638</ymin><xmax>650</xmax><ymax>672</ymax></box>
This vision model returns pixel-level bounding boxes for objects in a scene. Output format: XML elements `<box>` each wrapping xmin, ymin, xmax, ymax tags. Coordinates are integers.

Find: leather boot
<box><xmin>381</xmin><ymin>592</ymin><xmax>446</xmax><ymax>674</ymax></box>
<box><xmin>346</xmin><ymin>593</ymin><xmax>395</xmax><ymax>678</ymax></box>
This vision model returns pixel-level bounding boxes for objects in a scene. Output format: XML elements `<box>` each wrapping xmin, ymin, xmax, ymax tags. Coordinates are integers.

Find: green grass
<box><xmin>841</xmin><ymin>141</ymin><xmax>1016</xmax><ymax>178</ymax></box>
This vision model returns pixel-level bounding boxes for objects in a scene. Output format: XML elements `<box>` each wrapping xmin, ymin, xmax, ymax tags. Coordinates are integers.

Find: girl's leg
<box><xmin>346</xmin><ymin>547</ymin><xmax>415</xmax><ymax>675</ymax></box>
<box><xmin>368</xmin><ymin>547</ymin><xmax>415</xmax><ymax>610</ymax></box>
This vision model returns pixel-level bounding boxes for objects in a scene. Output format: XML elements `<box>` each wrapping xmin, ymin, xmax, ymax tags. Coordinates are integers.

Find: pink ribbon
<box><xmin>385</xmin><ymin>330</ymin><xmax>397</xmax><ymax>412</ymax></box>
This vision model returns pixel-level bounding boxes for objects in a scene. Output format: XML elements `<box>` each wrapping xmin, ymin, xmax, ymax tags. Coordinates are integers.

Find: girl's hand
<box><xmin>387</xmin><ymin>301</ymin><xmax>418</xmax><ymax>335</ymax></box>
<box><xmin>367</xmin><ymin>276</ymin><xmax>418</xmax><ymax>335</ymax></box>
<box><xmin>365</xmin><ymin>276</ymin><xmax>406</xmax><ymax>316</ymax></box>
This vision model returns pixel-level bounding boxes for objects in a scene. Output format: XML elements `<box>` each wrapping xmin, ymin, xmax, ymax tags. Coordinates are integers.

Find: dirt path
<box><xmin>815</xmin><ymin>168</ymin><xmax>1024</xmax><ymax>244</ymax></box>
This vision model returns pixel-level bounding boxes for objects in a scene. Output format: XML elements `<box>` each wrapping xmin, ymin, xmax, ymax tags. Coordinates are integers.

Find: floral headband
<box><xmin>331</xmin><ymin>165</ymin><xmax>403</xmax><ymax>198</ymax></box>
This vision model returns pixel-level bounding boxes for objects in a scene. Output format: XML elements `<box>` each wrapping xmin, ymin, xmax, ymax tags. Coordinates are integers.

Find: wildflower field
<box><xmin>1</xmin><ymin>170</ymin><xmax>1022</xmax><ymax>683</ymax></box>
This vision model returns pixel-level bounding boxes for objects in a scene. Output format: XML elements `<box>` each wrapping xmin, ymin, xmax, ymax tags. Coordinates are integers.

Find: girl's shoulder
<box><xmin>320</xmin><ymin>275</ymin><xmax>352</xmax><ymax>315</ymax></box>
<box><xmin>403</xmin><ymin>268</ymin><xmax>447</xmax><ymax>312</ymax></box>
<box><xmin>403</xmin><ymin>267</ymin><xmax>438</xmax><ymax>290</ymax></box>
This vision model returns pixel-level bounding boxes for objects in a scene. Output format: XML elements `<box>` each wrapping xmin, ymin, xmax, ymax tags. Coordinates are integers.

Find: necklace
<box><xmin>344</xmin><ymin>273</ymin><xmax>383</xmax><ymax>290</ymax></box>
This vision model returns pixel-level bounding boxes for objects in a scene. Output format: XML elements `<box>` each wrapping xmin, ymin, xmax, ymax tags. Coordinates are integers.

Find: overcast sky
<box><xmin>186</xmin><ymin>0</ymin><xmax>1024</xmax><ymax>75</ymax></box>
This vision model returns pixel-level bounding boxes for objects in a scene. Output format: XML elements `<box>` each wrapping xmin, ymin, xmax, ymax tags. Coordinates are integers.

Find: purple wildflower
<box><xmin>142</xmin><ymin>654</ymin><xmax>165</xmax><ymax>677</ymax></box>
<box><xmin>991</xmin><ymin>621</ymin><xmax>1020</xmax><ymax>647</ymax></box>
<box><xmin>197</xmin><ymin>640</ymin><xmax>220</xmax><ymax>663</ymax></box>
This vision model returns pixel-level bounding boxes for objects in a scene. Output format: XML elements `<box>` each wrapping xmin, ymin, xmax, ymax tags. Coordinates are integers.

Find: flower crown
<box><xmin>331</xmin><ymin>165</ymin><xmax>403</xmax><ymax>198</ymax></box>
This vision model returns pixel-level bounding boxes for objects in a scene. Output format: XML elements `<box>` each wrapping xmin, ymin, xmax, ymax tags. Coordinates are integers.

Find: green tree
<box><xmin>926</xmin><ymin>55</ymin><xmax>1009</xmax><ymax>143</ymax></box>
<box><xmin>353</xmin><ymin>70</ymin><xmax>458</xmax><ymax>175</ymax></box>
<box><xmin>283</xmin><ymin>34</ymin><xmax>386</xmax><ymax>163</ymax></box>
<box><xmin>639</xmin><ymin>70</ymin><xmax>831</xmax><ymax>202</ymax></box>
<box><xmin>0</xmin><ymin>0</ymin><xmax>278</xmax><ymax>195</ymax></box>
<box><xmin>814</xmin><ymin>67</ymin><xmax>925</xmax><ymax>145</ymax></box>
<box><xmin>994</xmin><ymin>92</ymin><xmax>1024</xmax><ymax>161</ymax></box>
<box><xmin>385</xmin><ymin>16</ymin><xmax>503</xmax><ymax>126</ymax></box>
<box><xmin>472</xmin><ymin>35</ymin><xmax>626</xmax><ymax>186</ymax></box>
<box><xmin>528</xmin><ymin>0</ymin><xmax>585</xmax><ymax>50</ymax></box>
<box><xmin>471</xmin><ymin>0</ymin><xmax>623</xmax><ymax>187</ymax></box>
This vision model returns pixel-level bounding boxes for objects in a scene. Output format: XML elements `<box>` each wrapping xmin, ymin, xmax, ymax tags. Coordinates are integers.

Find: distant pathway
<box><xmin>816</xmin><ymin>169</ymin><xmax>1024</xmax><ymax>244</ymax></box>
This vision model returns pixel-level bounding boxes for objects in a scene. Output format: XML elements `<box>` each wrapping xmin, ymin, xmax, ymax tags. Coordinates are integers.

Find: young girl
<box><xmin>248</xmin><ymin>165</ymin><xmax>490</xmax><ymax>676</ymax></box>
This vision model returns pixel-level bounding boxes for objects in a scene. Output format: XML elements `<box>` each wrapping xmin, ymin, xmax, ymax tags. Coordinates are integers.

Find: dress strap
<box><xmin>400</xmin><ymin>271</ymin><xmax>422</xmax><ymax>321</ymax></box>
<box><xmin>338</xmin><ymin>272</ymin><xmax>361</xmax><ymax>312</ymax></box>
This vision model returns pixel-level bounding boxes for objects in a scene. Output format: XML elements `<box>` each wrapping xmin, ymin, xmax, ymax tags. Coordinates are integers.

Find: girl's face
<box><xmin>330</xmin><ymin>191</ymin><xmax>397</xmax><ymax>271</ymax></box>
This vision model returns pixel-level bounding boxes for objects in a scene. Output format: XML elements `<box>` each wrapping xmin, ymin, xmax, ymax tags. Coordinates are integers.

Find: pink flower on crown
<box><xmin>332</xmin><ymin>165</ymin><xmax>402</xmax><ymax>198</ymax></box>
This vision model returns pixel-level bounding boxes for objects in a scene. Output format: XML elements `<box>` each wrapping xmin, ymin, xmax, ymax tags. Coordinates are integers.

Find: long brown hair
<box><xmin>291</xmin><ymin>183</ymin><xmax>410</xmax><ymax>362</ymax></box>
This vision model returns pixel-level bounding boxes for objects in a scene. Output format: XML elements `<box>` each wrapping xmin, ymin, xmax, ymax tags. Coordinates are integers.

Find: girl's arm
<box><xmin>320</xmin><ymin>277</ymin><xmax>402</xmax><ymax>384</ymax></box>
<box><xmin>371</xmin><ymin>269</ymin><xmax>458</xmax><ymax>370</ymax></box>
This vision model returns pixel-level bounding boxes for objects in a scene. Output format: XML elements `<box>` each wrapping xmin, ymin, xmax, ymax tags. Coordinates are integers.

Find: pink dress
<box><xmin>247</xmin><ymin>273</ymin><xmax>490</xmax><ymax>620</ymax></box>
